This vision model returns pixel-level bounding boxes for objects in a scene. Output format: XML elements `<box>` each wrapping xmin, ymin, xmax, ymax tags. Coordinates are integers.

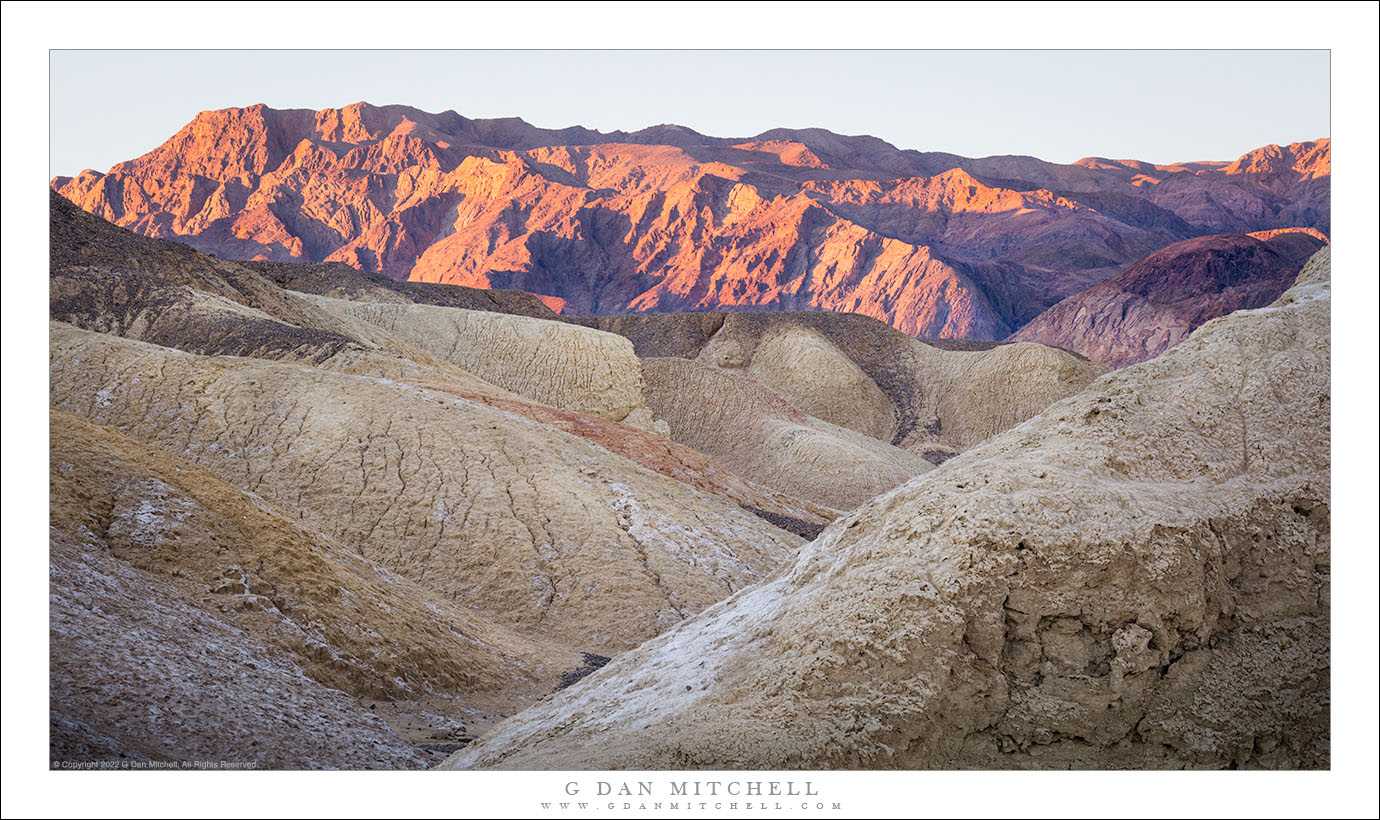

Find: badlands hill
<box><xmin>50</xmin><ymin>409</ymin><xmax>573</xmax><ymax>769</ymax></box>
<box><xmin>53</xmin><ymin>102</ymin><xmax>1329</xmax><ymax>340</ymax></box>
<box><xmin>578</xmin><ymin>310</ymin><xmax>1106</xmax><ymax>463</ymax></box>
<box><xmin>445</xmin><ymin>247</ymin><xmax>1332</xmax><ymax>770</ymax></box>
<box><xmin>1012</xmin><ymin>231</ymin><xmax>1326</xmax><ymax>367</ymax></box>
<box><xmin>49</xmin><ymin>192</ymin><xmax>1104</xmax><ymax>765</ymax></box>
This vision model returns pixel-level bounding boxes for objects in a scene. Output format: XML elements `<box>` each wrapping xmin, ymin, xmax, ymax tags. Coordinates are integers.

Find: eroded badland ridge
<box><xmin>445</xmin><ymin>249</ymin><xmax>1332</xmax><ymax>770</ymax></box>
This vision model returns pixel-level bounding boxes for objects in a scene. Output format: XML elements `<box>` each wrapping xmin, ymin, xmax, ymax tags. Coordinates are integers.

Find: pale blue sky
<box><xmin>50</xmin><ymin>50</ymin><xmax>1329</xmax><ymax>177</ymax></box>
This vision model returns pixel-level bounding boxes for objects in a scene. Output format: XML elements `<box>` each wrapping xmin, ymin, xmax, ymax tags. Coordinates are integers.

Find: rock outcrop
<box><xmin>1011</xmin><ymin>233</ymin><xmax>1325</xmax><ymax>367</ymax></box>
<box><xmin>443</xmin><ymin>249</ymin><xmax>1331</xmax><ymax>771</ymax></box>
<box><xmin>52</xmin><ymin>103</ymin><xmax>1329</xmax><ymax>340</ymax></box>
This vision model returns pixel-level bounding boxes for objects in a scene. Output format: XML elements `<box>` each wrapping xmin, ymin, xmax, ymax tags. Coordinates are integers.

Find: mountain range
<box><xmin>52</xmin><ymin>102</ymin><xmax>1330</xmax><ymax>344</ymax></box>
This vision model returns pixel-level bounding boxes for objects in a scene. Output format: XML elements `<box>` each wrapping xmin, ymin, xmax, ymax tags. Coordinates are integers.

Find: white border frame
<box><xmin>4</xmin><ymin>3</ymin><xmax>1376</xmax><ymax>817</ymax></box>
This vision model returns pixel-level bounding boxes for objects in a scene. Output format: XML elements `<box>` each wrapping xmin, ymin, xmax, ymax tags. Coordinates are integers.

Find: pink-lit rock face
<box><xmin>53</xmin><ymin>102</ymin><xmax>1329</xmax><ymax>340</ymax></box>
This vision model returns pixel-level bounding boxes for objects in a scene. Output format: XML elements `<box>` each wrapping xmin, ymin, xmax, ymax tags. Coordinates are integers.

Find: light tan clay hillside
<box><xmin>53</xmin><ymin>257</ymin><xmax>823</xmax><ymax>531</ymax></box>
<box><xmin>587</xmin><ymin>310</ymin><xmax>1105</xmax><ymax>463</ymax></box>
<box><xmin>300</xmin><ymin>294</ymin><xmax>666</xmax><ymax>431</ymax></box>
<box><xmin>50</xmin><ymin>410</ymin><xmax>578</xmax><ymax>768</ymax></box>
<box><xmin>642</xmin><ymin>357</ymin><xmax>933</xmax><ymax>511</ymax></box>
<box><xmin>50</xmin><ymin>190</ymin><xmax>531</xmax><ymax>402</ymax></box>
<box><xmin>443</xmin><ymin>249</ymin><xmax>1331</xmax><ymax>771</ymax></box>
<box><xmin>724</xmin><ymin>324</ymin><xmax>898</xmax><ymax>442</ymax></box>
<box><xmin>49</xmin><ymin>324</ymin><xmax>800</xmax><ymax>654</ymax></box>
<box><xmin>933</xmin><ymin>342</ymin><xmax>1110</xmax><ymax>451</ymax></box>
<box><xmin>51</xmin><ymin>261</ymin><xmax>538</xmax><ymax>403</ymax></box>
<box><xmin>430</xmin><ymin>385</ymin><xmax>835</xmax><ymax>534</ymax></box>
<box><xmin>638</xmin><ymin>318</ymin><xmax>1103</xmax><ymax>512</ymax></box>
<box><xmin>710</xmin><ymin>320</ymin><xmax>1106</xmax><ymax>458</ymax></box>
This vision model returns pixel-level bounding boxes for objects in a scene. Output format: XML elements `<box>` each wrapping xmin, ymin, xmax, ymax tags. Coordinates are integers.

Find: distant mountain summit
<box><xmin>52</xmin><ymin>102</ymin><xmax>1329</xmax><ymax>339</ymax></box>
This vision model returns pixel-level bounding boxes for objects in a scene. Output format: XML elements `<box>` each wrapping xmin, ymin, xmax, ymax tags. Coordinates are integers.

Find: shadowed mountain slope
<box><xmin>1011</xmin><ymin>232</ymin><xmax>1325</xmax><ymax>367</ymax></box>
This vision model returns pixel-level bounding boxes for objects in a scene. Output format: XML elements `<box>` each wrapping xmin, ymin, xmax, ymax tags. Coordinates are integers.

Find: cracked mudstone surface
<box><xmin>442</xmin><ymin>250</ymin><xmax>1331</xmax><ymax>771</ymax></box>
<box><xmin>49</xmin><ymin>324</ymin><xmax>799</xmax><ymax>654</ymax></box>
<box><xmin>50</xmin><ymin>410</ymin><xmax>579</xmax><ymax>769</ymax></box>
<box><xmin>299</xmin><ymin>293</ymin><xmax>667</xmax><ymax>429</ymax></box>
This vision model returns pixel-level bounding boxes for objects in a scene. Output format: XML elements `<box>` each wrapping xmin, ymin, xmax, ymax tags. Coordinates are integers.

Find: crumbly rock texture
<box><xmin>444</xmin><ymin>248</ymin><xmax>1331</xmax><ymax>770</ymax></box>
